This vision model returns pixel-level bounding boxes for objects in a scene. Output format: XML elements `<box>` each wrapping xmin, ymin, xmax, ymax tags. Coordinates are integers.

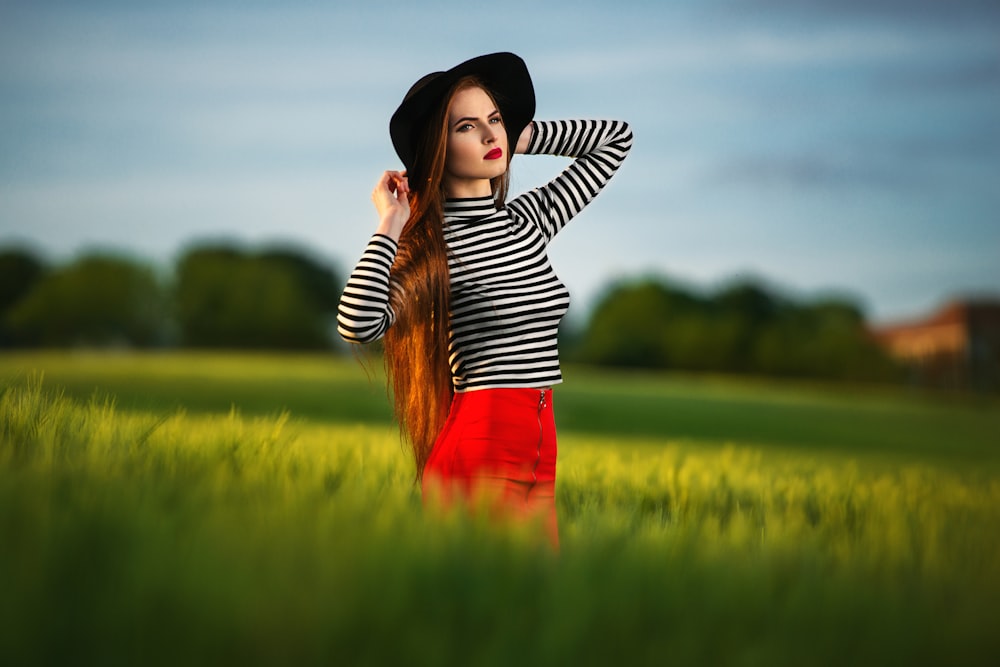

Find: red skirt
<box><xmin>421</xmin><ymin>387</ymin><xmax>559</xmax><ymax>548</ymax></box>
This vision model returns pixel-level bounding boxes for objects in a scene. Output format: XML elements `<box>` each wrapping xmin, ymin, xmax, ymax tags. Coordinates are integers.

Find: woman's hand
<box><xmin>372</xmin><ymin>170</ymin><xmax>410</xmax><ymax>240</ymax></box>
<box><xmin>515</xmin><ymin>121</ymin><xmax>535</xmax><ymax>154</ymax></box>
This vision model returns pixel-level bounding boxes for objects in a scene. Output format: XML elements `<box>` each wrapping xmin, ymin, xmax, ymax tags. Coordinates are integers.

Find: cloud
<box><xmin>706</xmin><ymin>152</ymin><xmax>918</xmax><ymax>191</ymax></box>
<box><xmin>535</xmin><ymin>27</ymin><xmax>923</xmax><ymax>83</ymax></box>
<box><xmin>733</xmin><ymin>0</ymin><xmax>1000</xmax><ymax>21</ymax></box>
<box><xmin>0</xmin><ymin>3</ymin><xmax>411</xmax><ymax>95</ymax></box>
<box><xmin>0</xmin><ymin>171</ymin><xmax>354</xmax><ymax>259</ymax></box>
<box><xmin>872</xmin><ymin>57</ymin><xmax>1000</xmax><ymax>94</ymax></box>
<box><xmin>0</xmin><ymin>4</ymin><xmax>404</xmax><ymax>185</ymax></box>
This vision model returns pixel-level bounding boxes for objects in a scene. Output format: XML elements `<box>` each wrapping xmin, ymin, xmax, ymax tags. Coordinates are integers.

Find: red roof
<box><xmin>872</xmin><ymin>299</ymin><xmax>1000</xmax><ymax>339</ymax></box>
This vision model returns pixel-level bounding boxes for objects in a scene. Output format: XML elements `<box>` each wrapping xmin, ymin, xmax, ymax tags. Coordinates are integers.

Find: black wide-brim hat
<box><xmin>389</xmin><ymin>52</ymin><xmax>535</xmax><ymax>172</ymax></box>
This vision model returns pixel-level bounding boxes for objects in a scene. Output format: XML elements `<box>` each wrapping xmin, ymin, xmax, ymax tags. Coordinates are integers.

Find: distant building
<box><xmin>871</xmin><ymin>299</ymin><xmax>1000</xmax><ymax>391</ymax></box>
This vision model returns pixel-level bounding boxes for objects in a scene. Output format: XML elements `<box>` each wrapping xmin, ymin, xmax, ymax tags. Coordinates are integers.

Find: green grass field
<box><xmin>2</xmin><ymin>351</ymin><xmax>999</xmax><ymax>666</ymax></box>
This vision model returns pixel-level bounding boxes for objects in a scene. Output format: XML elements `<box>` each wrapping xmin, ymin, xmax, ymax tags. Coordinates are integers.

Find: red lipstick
<box><xmin>484</xmin><ymin>147</ymin><xmax>503</xmax><ymax>160</ymax></box>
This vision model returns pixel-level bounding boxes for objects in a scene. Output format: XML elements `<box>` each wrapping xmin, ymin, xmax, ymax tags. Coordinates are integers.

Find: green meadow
<box><xmin>2</xmin><ymin>351</ymin><xmax>999</xmax><ymax>666</ymax></box>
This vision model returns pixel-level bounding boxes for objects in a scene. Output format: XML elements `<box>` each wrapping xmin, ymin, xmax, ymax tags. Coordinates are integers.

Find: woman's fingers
<box><xmin>395</xmin><ymin>176</ymin><xmax>409</xmax><ymax>202</ymax></box>
<box><xmin>371</xmin><ymin>170</ymin><xmax>411</xmax><ymax>229</ymax></box>
<box><xmin>387</xmin><ymin>171</ymin><xmax>409</xmax><ymax>195</ymax></box>
<box><xmin>369</xmin><ymin>172</ymin><xmax>410</xmax><ymax>240</ymax></box>
<box><xmin>373</xmin><ymin>171</ymin><xmax>403</xmax><ymax>201</ymax></box>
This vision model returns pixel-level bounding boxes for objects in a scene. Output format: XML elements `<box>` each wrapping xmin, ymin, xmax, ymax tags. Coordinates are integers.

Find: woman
<box><xmin>337</xmin><ymin>52</ymin><xmax>632</xmax><ymax>547</ymax></box>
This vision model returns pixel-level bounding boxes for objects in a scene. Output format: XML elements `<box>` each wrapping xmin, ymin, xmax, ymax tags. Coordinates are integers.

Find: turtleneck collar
<box><xmin>443</xmin><ymin>196</ymin><xmax>498</xmax><ymax>221</ymax></box>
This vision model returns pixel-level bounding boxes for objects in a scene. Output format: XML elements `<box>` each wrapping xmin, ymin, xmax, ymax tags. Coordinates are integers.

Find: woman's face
<box><xmin>443</xmin><ymin>86</ymin><xmax>508</xmax><ymax>197</ymax></box>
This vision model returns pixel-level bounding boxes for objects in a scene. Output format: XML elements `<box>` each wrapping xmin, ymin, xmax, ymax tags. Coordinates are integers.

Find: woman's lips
<box><xmin>484</xmin><ymin>147</ymin><xmax>503</xmax><ymax>160</ymax></box>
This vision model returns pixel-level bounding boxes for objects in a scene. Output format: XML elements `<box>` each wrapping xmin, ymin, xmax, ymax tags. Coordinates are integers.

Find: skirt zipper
<box><xmin>531</xmin><ymin>389</ymin><xmax>545</xmax><ymax>486</ymax></box>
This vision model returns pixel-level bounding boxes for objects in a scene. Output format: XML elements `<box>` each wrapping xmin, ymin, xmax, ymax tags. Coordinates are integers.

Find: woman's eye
<box><xmin>490</xmin><ymin>116</ymin><xmax>502</xmax><ymax>125</ymax></box>
<box><xmin>458</xmin><ymin>123</ymin><xmax>474</xmax><ymax>132</ymax></box>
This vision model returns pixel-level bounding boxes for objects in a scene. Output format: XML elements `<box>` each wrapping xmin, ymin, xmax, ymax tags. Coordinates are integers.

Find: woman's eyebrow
<box><xmin>452</xmin><ymin>109</ymin><xmax>500</xmax><ymax>127</ymax></box>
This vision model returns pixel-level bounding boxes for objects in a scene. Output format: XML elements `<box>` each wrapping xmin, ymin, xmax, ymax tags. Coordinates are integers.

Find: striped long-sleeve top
<box><xmin>337</xmin><ymin>119</ymin><xmax>633</xmax><ymax>391</ymax></box>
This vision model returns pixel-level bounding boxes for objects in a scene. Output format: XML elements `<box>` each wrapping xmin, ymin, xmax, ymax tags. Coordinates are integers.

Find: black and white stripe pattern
<box><xmin>336</xmin><ymin>233</ymin><xmax>398</xmax><ymax>343</ymax></box>
<box><xmin>338</xmin><ymin>119</ymin><xmax>633</xmax><ymax>391</ymax></box>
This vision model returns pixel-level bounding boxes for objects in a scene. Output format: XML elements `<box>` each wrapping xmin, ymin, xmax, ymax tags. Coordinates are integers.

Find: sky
<box><xmin>1</xmin><ymin>0</ymin><xmax>998</xmax><ymax>325</ymax></box>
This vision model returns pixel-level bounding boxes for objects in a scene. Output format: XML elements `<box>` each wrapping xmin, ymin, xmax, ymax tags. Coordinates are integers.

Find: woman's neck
<box><xmin>443</xmin><ymin>177</ymin><xmax>493</xmax><ymax>199</ymax></box>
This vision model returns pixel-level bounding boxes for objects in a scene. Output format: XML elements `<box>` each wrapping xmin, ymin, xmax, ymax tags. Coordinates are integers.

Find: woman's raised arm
<box><xmin>514</xmin><ymin>121</ymin><xmax>535</xmax><ymax>155</ymax></box>
<box><xmin>372</xmin><ymin>170</ymin><xmax>410</xmax><ymax>241</ymax></box>
<box><xmin>336</xmin><ymin>171</ymin><xmax>410</xmax><ymax>344</ymax></box>
<box><xmin>509</xmin><ymin>119</ymin><xmax>633</xmax><ymax>240</ymax></box>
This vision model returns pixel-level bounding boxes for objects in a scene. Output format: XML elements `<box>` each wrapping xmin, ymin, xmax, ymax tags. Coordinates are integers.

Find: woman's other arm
<box><xmin>514</xmin><ymin>121</ymin><xmax>535</xmax><ymax>155</ymax></box>
<box><xmin>509</xmin><ymin>119</ymin><xmax>633</xmax><ymax>240</ymax></box>
<box><xmin>336</xmin><ymin>171</ymin><xmax>410</xmax><ymax>343</ymax></box>
<box><xmin>372</xmin><ymin>170</ymin><xmax>410</xmax><ymax>241</ymax></box>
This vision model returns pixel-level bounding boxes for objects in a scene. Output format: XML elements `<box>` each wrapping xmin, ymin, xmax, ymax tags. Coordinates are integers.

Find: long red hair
<box><xmin>384</xmin><ymin>76</ymin><xmax>510</xmax><ymax>481</ymax></box>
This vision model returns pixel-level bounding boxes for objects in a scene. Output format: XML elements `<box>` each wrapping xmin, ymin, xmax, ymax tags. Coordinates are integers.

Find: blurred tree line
<box><xmin>1</xmin><ymin>245</ymin><xmax>897</xmax><ymax>381</ymax></box>
<box><xmin>0</xmin><ymin>244</ymin><xmax>340</xmax><ymax>350</ymax></box>
<box><xmin>561</xmin><ymin>278</ymin><xmax>898</xmax><ymax>382</ymax></box>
